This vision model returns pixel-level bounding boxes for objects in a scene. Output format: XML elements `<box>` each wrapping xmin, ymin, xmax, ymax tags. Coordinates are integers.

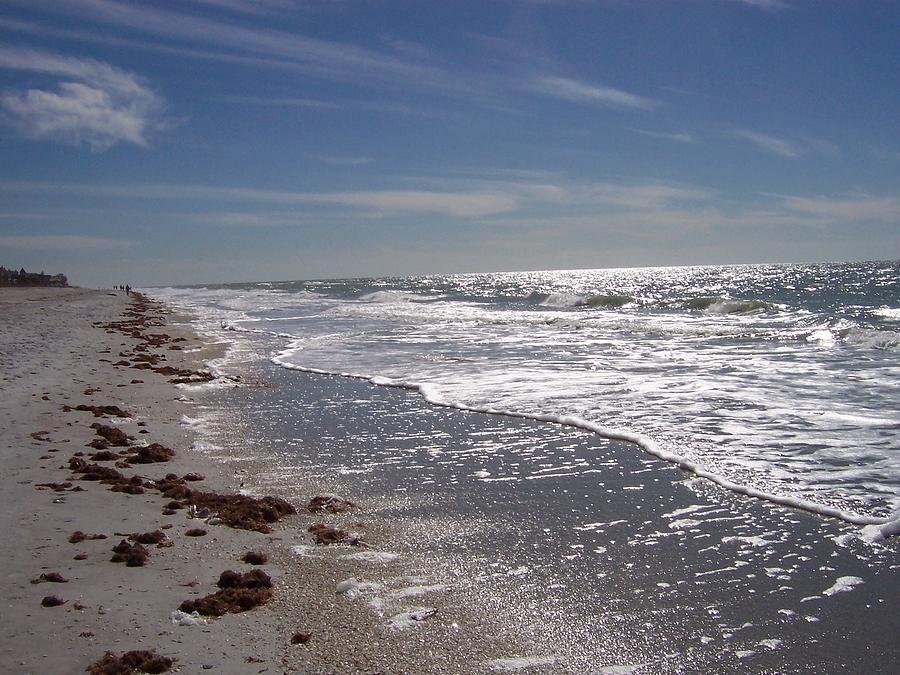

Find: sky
<box><xmin>0</xmin><ymin>0</ymin><xmax>898</xmax><ymax>287</ymax></box>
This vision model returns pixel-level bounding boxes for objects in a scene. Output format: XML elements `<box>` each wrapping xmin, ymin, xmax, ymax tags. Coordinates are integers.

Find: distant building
<box><xmin>0</xmin><ymin>265</ymin><xmax>68</xmax><ymax>287</ymax></box>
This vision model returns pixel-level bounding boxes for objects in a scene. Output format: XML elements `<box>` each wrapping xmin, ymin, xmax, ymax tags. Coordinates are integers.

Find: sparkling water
<box><xmin>155</xmin><ymin>260</ymin><xmax>900</xmax><ymax>526</ymax></box>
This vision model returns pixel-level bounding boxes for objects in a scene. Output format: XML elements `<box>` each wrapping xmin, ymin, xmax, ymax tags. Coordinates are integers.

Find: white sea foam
<box><xmin>180</xmin><ymin>414</ymin><xmax>207</xmax><ymax>430</ymax></box>
<box><xmin>822</xmin><ymin>576</ymin><xmax>864</xmax><ymax>596</ymax></box>
<box><xmin>290</xmin><ymin>544</ymin><xmax>320</xmax><ymax>558</ymax></box>
<box><xmin>860</xmin><ymin>518</ymin><xmax>900</xmax><ymax>542</ymax></box>
<box><xmin>151</xmin><ymin>263</ymin><xmax>900</xmax><ymax>538</ymax></box>
<box><xmin>487</xmin><ymin>656</ymin><xmax>559</xmax><ymax>671</ymax></box>
<box><xmin>271</xmin><ymin>349</ymin><xmax>897</xmax><ymax>531</ymax></box>
<box><xmin>384</xmin><ymin>607</ymin><xmax>436</xmax><ymax>630</ymax></box>
<box><xmin>343</xmin><ymin>551</ymin><xmax>402</xmax><ymax>564</ymax></box>
<box><xmin>873</xmin><ymin>306</ymin><xmax>900</xmax><ymax>320</ymax></box>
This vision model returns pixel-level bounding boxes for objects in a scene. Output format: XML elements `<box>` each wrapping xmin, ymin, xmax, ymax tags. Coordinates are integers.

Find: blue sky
<box><xmin>0</xmin><ymin>0</ymin><xmax>897</xmax><ymax>287</ymax></box>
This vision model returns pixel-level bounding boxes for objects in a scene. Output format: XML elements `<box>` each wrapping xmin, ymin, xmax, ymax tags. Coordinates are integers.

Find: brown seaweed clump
<box><xmin>69</xmin><ymin>531</ymin><xmax>107</xmax><ymax>543</ymax></box>
<box><xmin>89</xmin><ymin>423</ymin><xmax>132</xmax><ymax>447</ymax></box>
<box><xmin>129</xmin><ymin>530</ymin><xmax>167</xmax><ymax>545</ymax></box>
<box><xmin>109</xmin><ymin>476</ymin><xmax>147</xmax><ymax>495</ymax></box>
<box><xmin>110</xmin><ymin>540</ymin><xmax>149</xmax><ymax>567</ymax></box>
<box><xmin>155</xmin><ymin>476</ymin><xmax>191</xmax><ymax>500</ymax></box>
<box><xmin>241</xmin><ymin>551</ymin><xmax>268</xmax><ymax>565</ymax></box>
<box><xmin>69</xmin><ymin>457</ymin><xmax>126</xmax><ymax>482</ymax></box>
<box><xmin>307</xmin><ymin>523</ymin><xmax>351</xmax><ymax>545</ymax></box>
<box><xmin>64</xmin><ymin>404</ymin><xmax>130</xmax><ymax>418</ymax></box>
<box><xmin>41</xmin><ymin>595</ymin><xmax>66</xmax><ymax>607</ymax></box>
<box><xmin>31</xmin><ymin>572</ymin><xmax>68</xmax><ymax>584</ymax></box>
<box><xmin>89</xmin><ymin>450</ymin><xmax>121</xmax><ymax>462</ymax></box>
<box><xmin>87</xmin><ymin>649</ymin><xmax>173</xmax><ymax>674</ymax></box>
<box><xmin>178</xmin><ymin>569</ymin><xmax>273</xmax><ymax>617</ymax></box>
<box><xmin>185</xmin><ymin>528</ymin><xmax>207</xmax><ymax>537</ymax></box>
<box><xmin>306</xmin><ymin>495</ymin><xmax>356</xmax><ymax>514</ymax></box>
<box><xmin>125</xmin><ymin>443</ymin><xmax>175</xmax><ymax>464</ymax></box>
<box><xmin>182</xmin><ymin>492</ymin><xmax>295</xmax><ymax>533</ymax></box>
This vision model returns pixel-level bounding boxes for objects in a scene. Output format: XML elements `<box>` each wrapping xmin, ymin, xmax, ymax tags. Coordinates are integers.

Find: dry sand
<box><xmin>0</xmin><ymin>287</ymin><xmax>522</xmax><ymax>674</ymax></box>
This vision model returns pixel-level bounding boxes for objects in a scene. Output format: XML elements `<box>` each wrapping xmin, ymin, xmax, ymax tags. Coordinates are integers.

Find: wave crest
<box><xmin>686</xmin><ymin>296</ymin><xmax>776</xmax><ymax>315</ymax></box>
<box><xmin>586</xmin><ymin>294</ymin><xmax>635</xmax><ymax>309</ymax></box>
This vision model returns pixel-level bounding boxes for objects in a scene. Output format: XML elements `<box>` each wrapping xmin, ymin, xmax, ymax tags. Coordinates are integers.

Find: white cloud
<box><xmin>733</xmin><ymin>130</ymin><xmax>800</xmax><ymax>158</ymax></box>
<box><xmin>0</xmin><ymin>47</ymin><xmax>163</xmax><ymax>150</ymax></box>
<box><xmin>0</xmin><ymin>181</ymin><xmax>519</xmax><ymax>219</ymax></box>
<box><xmin>631</xmin><ymin>128</ymin><xmax>696</xmax><ymax>143</ymax></box>
<box><xmin>313</xmin><ymin>191</ymin><xmax>518</xmax><ymax>217</ymax></box>
<box><xmin>531</xmin><ymin>76</ymin><xmax>657</xmax><ymax>110</ymax></box>
<box><xmin>726</xmin><ymin>0</ymin><xmax>789</xmax><ymax>10</ymax></box>
<box><xmin>572</xmin><ymin>182</ymin><xmax>711</xmax><ymax>209</ymax></box>
<box><xmin>0</xmin><ymin>234</ymin><xmax>135</xmax><ymax>251</ymax></box>
<box><xmin>778</xmin><ymin>194</ymin><xmax>900</xmax><ymax>222</ymax></box>
<box><xmin>189</xmin><ymin>212</ymin><xmax>323</xmax><ymax>227</ymax></box>
<box><xmin>224</xmin><ymin>95</ymin><xmax>340</xmax><ymax>110</ymax></box>
<box><xmin>12</xmin><ymin>0</ymin><xmax>451</xmax><ymax>89</ymax></box>
<box><xmin>316</xmin><ymin>155</ymin><xmax>376</xmax><ymax>167</ymax></box>
<box><xmin>733</xmin><ymin>130</ymin><xmax>842</xmax><ymax>160</ymax></box>
<box><xmin>185</xmin><ymin>0</ymin><xmax>296</xmax><ymax>15</ymax></box>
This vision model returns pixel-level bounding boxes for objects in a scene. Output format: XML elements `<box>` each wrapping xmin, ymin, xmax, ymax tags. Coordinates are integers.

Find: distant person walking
<box><xmin>125</xmin><ymin>284</ymin><xmax>131</xmax><ymax>295</ymax></box>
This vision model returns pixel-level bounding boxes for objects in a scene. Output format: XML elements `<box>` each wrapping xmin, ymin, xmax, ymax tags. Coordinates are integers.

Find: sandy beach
<box><xmin>0</xmin><ymin>287</ymin><xmax>529</xmax><ymax>674</ymax></box>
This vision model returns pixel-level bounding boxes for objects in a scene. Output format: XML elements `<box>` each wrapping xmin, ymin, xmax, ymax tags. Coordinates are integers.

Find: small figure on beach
<box><xmin>125</xmin><ymin>284</ymin><xmax>131</xmax><ymax>295</ymax></box>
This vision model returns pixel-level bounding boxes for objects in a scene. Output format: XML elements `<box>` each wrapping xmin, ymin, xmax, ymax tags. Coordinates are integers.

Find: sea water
<box><xmin>155</xmin><ymin>261</ymin><xmax>900</xmax><ymax>529</ymax></box>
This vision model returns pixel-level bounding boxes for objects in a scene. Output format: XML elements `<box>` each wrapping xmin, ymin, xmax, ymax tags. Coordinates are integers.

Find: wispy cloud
<box><xmin>530</xmin><ymin>76</ymin><xmax>657</xmax><ymax>110</ymax></box>
<box><xmin>311</xmin><ymin>191</ymin><xmax>518</xmax><ymax>218</ymax></box>
<box><xmin>733</xmin><ymin>130</ymin><xmax>840</xmax><ymax>159</ymax></box>
<box><xmin>733</xmin><ymin>130</ymin><xmax>800</xmax><ymax>158</ymax></box>
<box><xmin>777</xmin><ymin>193</ymin><xmax>900</xmax><ymax>222</ymax></box>
<box><xmin>0</xmin><ymin>234</ymin><xmax>135</xmax><ymax>251</ymax></box>
<box><xmin>0</xmin><ymin>46</ymin><xmax>164</xmax><ymax>150</ymax></box>
<box><xmin>224</xmin><ymin>95</ymin><xmax>339</xmax><ymax>110</ymax></box>
<box><xmin>316</xmin><ymin>156</ymin><xmax>376</xmax><ymax>167</ymax></box>
<box><xmin>185</xmin><ymin>0</ymin><xmax>297</xmax><ymax>15</ymax></box>
<box><xmin>10</xmin><ymin>0</ymin><xmax>463</xmax><ymax>92</ymax></box>
<box><xmin>630</xmin><ymin>128</ymin><xmax>696</xmax><ymax>143</ymax></box>
<box><xmin>188</xmin><ymin>212</ymin><xmax>323</xmax><ymax>227</ymax></box>
<box><xmin>726</xmin><ymin>0</ymin><xmax>790</xmax><ymax>10</ymax></box>
<box><xmin>574</xmin><ymin>182</ymin><xmax>711</xmax><ymax>209</ymax></box>
<box><xmin>0</xmin><ymin>181</ymin><xmax>519</xmax><ymax>219</ymax></box>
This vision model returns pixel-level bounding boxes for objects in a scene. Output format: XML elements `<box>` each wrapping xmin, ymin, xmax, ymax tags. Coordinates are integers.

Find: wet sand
<box><xmin>201</xmin><ymin>340</ymin><xmax>900</xmax><ymax>673</ymax></box>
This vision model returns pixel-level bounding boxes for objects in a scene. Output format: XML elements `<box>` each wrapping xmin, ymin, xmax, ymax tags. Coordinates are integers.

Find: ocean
<box><xmin>153</xmin><ymin>260</ymin><xmax>899</xmax><ymax>671</ymax></box>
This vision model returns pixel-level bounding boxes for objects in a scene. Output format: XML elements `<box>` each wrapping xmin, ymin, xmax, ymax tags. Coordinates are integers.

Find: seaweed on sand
<box><xmin>178</xmin><ymin>570</ymin><xmax>273</xmax><ymax>617</ymax></box>
<box><xmin>87</xmin><ymin>649</ymin><xmax>173</xmax><ymax>674</ymax></box>
<box><xmin>180</xmin><ymin>491</ymin><xmax>295</xmax><ymax>533</ymax></box>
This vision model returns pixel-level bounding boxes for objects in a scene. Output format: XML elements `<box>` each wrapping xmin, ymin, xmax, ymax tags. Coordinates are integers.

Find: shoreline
<box><xmin>197</xmin><ymin>310</ymin><xmax>900</xmax><ymax>672</ymax></box>
<box><xmin>271</xmin><ymin>355</ymin><xmax>895</xmax><ymax>529</ymax></box>
<box><xmin>0</xmin><ymin>287</ymin><xmax>527</xmax><ymax>673</ymax></box>
<box><xmin>3</xmin><ymin>287</ymin><xmax>898</xmax><ymax>673</ymax></box>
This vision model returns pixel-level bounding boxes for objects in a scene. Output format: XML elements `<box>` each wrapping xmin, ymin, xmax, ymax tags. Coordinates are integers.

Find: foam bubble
<box><xmin>822</xmin><ymin>576</ymin><xmax>864</xmax><ymax>596</ymax></box>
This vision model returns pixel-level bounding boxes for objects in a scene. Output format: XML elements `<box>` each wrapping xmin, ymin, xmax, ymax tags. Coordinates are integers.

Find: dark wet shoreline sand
<box><xmin>206</xmin><ymin>334</ymin><xmax>900</xmax><ymax>673</ymax></box>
